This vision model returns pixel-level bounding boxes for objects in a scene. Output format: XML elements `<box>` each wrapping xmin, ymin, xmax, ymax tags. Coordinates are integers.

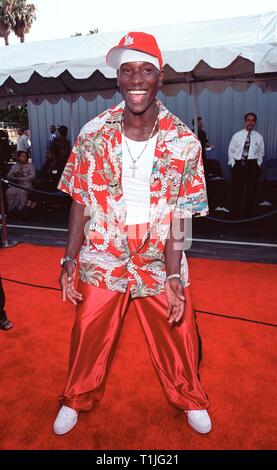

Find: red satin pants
<box><xmin>61</xmin><ymin>282</ymin><xmax>210</xmax><ymax>412</ymax></box>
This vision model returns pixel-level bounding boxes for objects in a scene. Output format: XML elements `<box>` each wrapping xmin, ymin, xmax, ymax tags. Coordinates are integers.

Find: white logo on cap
<box><xmin>124</xmin><ymin>34</ymin><xmax>134</xmax><ymax>46</ymax></box>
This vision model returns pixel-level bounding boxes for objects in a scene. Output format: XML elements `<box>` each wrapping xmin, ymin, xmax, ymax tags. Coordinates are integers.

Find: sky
<box><xmin>3</xmin><ymin>0</ymin><xmax>277</xmax><ymax>45</ymax></box>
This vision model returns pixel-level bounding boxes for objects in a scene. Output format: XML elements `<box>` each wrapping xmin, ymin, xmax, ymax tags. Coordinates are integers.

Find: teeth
<box><xmin>129</xmin><ymin>90</ymin><xmax>147</xmax><ymax>95</ymax></box>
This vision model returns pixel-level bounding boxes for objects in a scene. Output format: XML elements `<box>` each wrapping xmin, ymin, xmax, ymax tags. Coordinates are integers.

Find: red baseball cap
<box><xmin>106</xmin><ymin>32</ymin><xmax>163</xmax><ymax>70</ymax></box>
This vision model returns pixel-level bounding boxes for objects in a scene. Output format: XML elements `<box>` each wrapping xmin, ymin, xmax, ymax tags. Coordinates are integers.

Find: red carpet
<box><xmin>0</xmin><ymin>244</ymin><xmax>276</xmax><ymax>450</ymax></box>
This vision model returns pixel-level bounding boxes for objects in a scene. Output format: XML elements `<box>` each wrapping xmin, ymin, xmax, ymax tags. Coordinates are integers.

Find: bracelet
<box><xmin>60</xmin><ymin>256</ymin><xmax>77</xmax><ymax>268</ymax></box>
<box><xmin>166</xmin><ymin>274</ymin><xmax>181</xmax><ymax>282</ymax></box>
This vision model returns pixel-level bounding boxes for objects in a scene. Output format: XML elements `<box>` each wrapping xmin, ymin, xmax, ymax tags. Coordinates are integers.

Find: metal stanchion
<box><xmin>0</xmin><ymin>179</ymin><xmax>18</xmax><ymax>248</ymax></box>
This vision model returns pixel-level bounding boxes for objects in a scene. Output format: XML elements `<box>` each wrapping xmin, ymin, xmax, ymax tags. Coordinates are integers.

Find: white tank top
<box><xmin>122</xmin><ymin>134</ymin><xmax>157</xmax><ymax>225</ymax></box>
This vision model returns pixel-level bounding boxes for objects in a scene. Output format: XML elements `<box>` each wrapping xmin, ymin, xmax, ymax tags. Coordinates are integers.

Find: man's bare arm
<box><xmin>59</xmin><ymin>201</ymin><xmax>90</xmax><ymax>305</ymax></box>
<box><xmin>164</xmin><ymin>217</ymin><xmax>186</xmax><ymax>324</ymax></box>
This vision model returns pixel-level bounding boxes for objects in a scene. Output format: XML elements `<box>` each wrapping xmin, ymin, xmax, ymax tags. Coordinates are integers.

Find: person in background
<box><xmin>48</xmin><ymin>125</ymin><xmax>58</xmax><ymax>148</ymax></box>
<box><xmin>0</xmin><ymin>129</ymin><xmax>11</xmax><ymax>178</ymax></box>
<box><xmin>31</xmin><ymin>142</ymin><xmax>66</xmax><ymax>196</ymax></box>
<box><xmin>55</xmin><ymin>126</ymin><xmax>70</xmax><ymax>168</ymax></box>
<box><xmin>16</xmin><ymin>127</ymin><xmax>31</xmax><ymax>154</ymax></box>
<box><xmin>6</xmin><ymin>151</ymin><xmax>35</xmax><ymax>213</ymax></box>
<box><xmin>228</xmin><ymin>112</ymin><xmax>264</xmax><ymax>217</ymax></box>
<box><xmin>192</xmin><ymin>117</ymin><xmax>215</xmax><ymax>168</ymax></box>
<box><xmin>27</xmin><ymin>132</ymin><xmax>70</xmax><ymax>214</ymax></box>
<box><xmin>0</xmin><ymin>276</ymin><xmax>12</xmax><ymax>331</ymax></box>
<box><xmin>192</xmin><ymin>117</ymin><xmax>226</xmax><ymax>213</ymax></box>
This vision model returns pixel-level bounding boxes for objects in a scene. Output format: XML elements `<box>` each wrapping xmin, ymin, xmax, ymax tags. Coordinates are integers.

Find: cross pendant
<box><xmin>130</xmin><ymin>163</ymin><xmax>138</xmax><ymax>178</ymax></box>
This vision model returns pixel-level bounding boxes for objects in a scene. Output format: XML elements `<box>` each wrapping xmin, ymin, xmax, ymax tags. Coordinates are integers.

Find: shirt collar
<box><xmin>244</xmin><ymin>128</ymin><xmax>254</xmax><ymax>135</ymax></box>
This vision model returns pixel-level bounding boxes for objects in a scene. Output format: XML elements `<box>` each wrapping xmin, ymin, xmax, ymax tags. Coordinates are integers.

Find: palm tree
<box><xmin>12</xmin><ymin>0</ymin><xmax>36</xmax><ymax>43</ymax></box>
<box><xmin>0</xmin><ymin>0</ymin><xmax>16</xmax><ymax>46</ymax></box>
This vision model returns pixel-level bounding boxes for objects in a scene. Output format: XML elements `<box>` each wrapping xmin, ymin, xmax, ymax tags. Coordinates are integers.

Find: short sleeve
<box><xmin>174</xmin><ymin>140</ymin><xmax>209</xmax><ymax>218</ymax></box>
<box><xmin>58</xmin><ymin>133</ymin><xmax>91</xmax><ymax>206</ymax></box>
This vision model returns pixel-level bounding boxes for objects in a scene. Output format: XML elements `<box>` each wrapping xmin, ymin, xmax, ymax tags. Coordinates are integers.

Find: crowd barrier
<box><xmin>1</xmin><ymin>177</ymin><xmax>277</xmax><ymax>247</ymax></box>
<box><xmin>0</xmin><ymin>178</ymin><xmax>68</xmax><ymax>246</ymax></box>
<box><xmin>1</xmin><ymin>275</ymin><xmax>276</xmax><ymax>328</ymax></box>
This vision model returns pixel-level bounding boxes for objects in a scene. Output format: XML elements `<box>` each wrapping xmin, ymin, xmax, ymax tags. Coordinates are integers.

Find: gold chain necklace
<box><xmin>122</xmin><ymin>115</ymin><xmax>159</xmax><ymax>178</ymax></box>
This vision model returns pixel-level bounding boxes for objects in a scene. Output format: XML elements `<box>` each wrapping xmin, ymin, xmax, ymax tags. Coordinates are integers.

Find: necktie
<box><xmin>241</xmin><ymin>132</ymin><xmax>251</xmax><ymax>164</ymax></box>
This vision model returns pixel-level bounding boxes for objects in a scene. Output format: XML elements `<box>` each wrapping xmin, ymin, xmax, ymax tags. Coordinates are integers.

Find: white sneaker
<box><xmin>258</xmin><ymin>200</ymin><xmax>272</xmax><ymax>207</ymax></box>
<box><xmin>53</xmin><ymin>406</ymin><xmax>78</xmax><ymax>435</ymax></box>
<box><xmin>185</xmin><ymin>409</ymin><xmax>212</xmax><ymax>434</ymax></box>
<box><xmin>214</xmin><ymin>206</ymin><xmax>230</xmax><ymax>213</ymax></box>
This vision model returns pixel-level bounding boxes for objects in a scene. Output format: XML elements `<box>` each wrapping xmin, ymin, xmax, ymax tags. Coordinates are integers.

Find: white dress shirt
<box><xmin>228</xmin><ymin>129</ymin><xmax>264</xmax><ymax>167</ymax></box>
<box><xmin>17</xmin><ymin>134</ymin><xmax>31</xmax><ymax>153</ymax></box>
<box><xmin>122</xmin><ymin>134</ymin><xmax>157</xmax><ymax>225</ymax></box>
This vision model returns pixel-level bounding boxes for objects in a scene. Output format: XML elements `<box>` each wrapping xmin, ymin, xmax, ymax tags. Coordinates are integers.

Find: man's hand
<box><xmin>165</xmin><ymin>278</ymin><xmax>186</xmax><ymax>325</ymax></box>
<box><xmin>59</xmin><ymin>262</ymin><xmax>83</xmax><ymax>306</ymax></box>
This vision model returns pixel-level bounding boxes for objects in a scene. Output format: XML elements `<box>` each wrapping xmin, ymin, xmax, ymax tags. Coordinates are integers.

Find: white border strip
<box><xmin>6</xmin><ymin>225</ymin><xmax>277</xmax><ymax>248</ymax></box>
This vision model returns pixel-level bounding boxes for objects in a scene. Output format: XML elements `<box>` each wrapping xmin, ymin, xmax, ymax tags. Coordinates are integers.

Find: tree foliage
<box><xmin>0</xmin><ymin>104</ymin><xmax>28</xmax><ymax>124</ymax></box>
<box><xmin>0</xmin><ymin>0</ymin><xmax>36</xmax><ymax>45</ymax></box>
<box><xmin>0</xmin><ymin>1</ymin><xmax>15</xmax><ymax>45</ymax></box>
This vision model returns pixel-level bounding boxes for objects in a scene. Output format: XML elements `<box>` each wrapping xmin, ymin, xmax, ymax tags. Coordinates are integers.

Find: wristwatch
<box><xmin>60</xmin><ymin>256</ymin><xmax>77</xmax><ymax>268</ymax></box>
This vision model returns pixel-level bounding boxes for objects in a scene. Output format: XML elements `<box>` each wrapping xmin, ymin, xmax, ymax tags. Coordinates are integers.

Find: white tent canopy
<box><xmin>0</xmin><ymin>11</ymin><xmax>277</xmax><ymax>106</ymax></box>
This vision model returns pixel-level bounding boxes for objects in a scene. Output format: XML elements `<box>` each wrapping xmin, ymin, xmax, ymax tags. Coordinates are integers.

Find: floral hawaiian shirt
<box><xmin>58</xmin><ymin>100</ymin><xmax>208</xmax><ymax>298</ymax></box>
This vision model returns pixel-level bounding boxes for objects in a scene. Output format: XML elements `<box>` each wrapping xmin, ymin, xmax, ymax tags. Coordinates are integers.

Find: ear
<box><xmin>116</xmin><ymin>70</ymin><xmax>120</xmax><ymax>88</ymax></box>
<box><xmin>158</xmin><ymin>69</ymin><xmax>164</xmax><ymax>88</ymax></box>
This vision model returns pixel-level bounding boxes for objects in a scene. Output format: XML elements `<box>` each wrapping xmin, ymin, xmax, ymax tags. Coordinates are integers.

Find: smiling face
<box><xmin>117</xmin><ymin>61</ymin><xmax>163</xmax><ymax>115</ymax></box>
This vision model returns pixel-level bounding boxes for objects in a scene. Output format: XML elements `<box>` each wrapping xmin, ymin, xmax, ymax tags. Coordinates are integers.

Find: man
<box><xmin>228</xmin><ymin>113</ymin><xmax>264</xmax><ymax>217</ymax></box>
<box><xmin>192</xmin><ymin>117</ymin><xmax>224</xmax><ymax>212</ymax></box>
<box><xmin>48</xmin><ymin>125</ymin><xmax>58</xmax><ymax>148</ymax></box>
<box><xmin>192</xmin><ymin>116</ymin><xmax>215</xmax><ymax>166</ymax></box>
<box><xmin>54</xmin><ymin>32</ymin><xmax>211</xmax><ymax>436</ymax></box>
<box><xmin>16</xmin><ymin>127</ymin><xmax>31</xmax><ymax>154</ymax></box>
<box><xmin>55</xmin><ymin>125</ymin><xmax>70</xmax><ymax>168</ymax></box>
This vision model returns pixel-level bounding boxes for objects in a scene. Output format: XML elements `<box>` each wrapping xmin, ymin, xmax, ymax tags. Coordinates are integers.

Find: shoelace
<box><xmin>187</xmin><ymin>410</ymin><xmax>207</xmax><ymax>416</ymax></box>
<box><xmin>60</xmin><ymin>408</ymin><xmax>77</xmax><ymax>418</ymax></box>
